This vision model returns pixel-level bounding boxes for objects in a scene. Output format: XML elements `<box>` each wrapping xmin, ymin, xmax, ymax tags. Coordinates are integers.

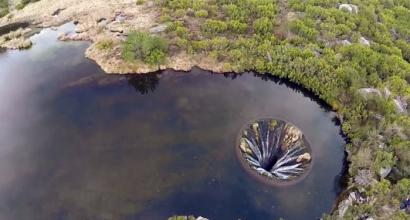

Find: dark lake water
<box><xmin>0</xmin><ymin>24</ymin><xmax>346</xmax><ymax>220</ymax></box>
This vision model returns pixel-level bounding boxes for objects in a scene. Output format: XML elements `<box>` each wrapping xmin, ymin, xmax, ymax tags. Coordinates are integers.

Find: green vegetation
<box><xmin>122</xmin><ymin>31</ymin><xmax>167</xmax><ymax>65</ymax></box>
<box><xmin>15</xmin><ymin>0</ymin><xmax>40</xmax><ymax>10</ymax></box>
<box><xmin>129</xmin><ymin>0</ymin><xmax>410</xmax><ymax>218</ymax></box>
<box><xmin>0</xmin><ymin>0</ymin><xmax>8</xmax><ymax>17</ymax></box>
<box><xmin>96</xmin><ymin>38</ymin><xmax>115</xmax><ymax>51</ymax></box>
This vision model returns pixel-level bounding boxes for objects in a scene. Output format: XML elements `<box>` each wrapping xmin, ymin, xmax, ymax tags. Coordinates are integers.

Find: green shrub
<box><xmin>253</xmin><ymin>17</ymin><xmax>272</xmax><ymax>36</ymax></box>
<box><xmin>290</xmin><ymin>20</ymin><xmax>319</xmax><ymax>41</ymax></box>
<box><xmin>136</xmin><ymin>0</ymin><xmax>144</xmax><ymax>5</ymax></box>
<box><xmin>0</xmin><ymin>0</ymin><xmax>8</xmax><ymax>17</ymax></box>
<box><xmin>174</xmin><ymin>9</ymin><xmax>186</xmax><ymax>18</ymax></box>
<box><xmin>194</xmin><ymin>9</ymin><xmax>208</xmax><ymax>18</ymax></box>
<box><xmin>122</xmin><ymin>31</ymin><xmax>167</xmax><ymax>65</ymax></box>
<box><xmin>202</xmin><ymin>19</ymin><xmax>228</xmax><ymax>34</ymax></box>
<box><xmin>175</xmin><ymin>26</ymin><xmax>188</xmax><ymax>38</ymax></box>
<box><xmin>228</xmin><ymin>20</ymin><xmax>247</xmax><ymax>34</ymax></box>
<box><xmin>96</xmin><ymin>38</ymin><xmax>114</xmax><ymax>50</ymax></box>
<box><xmin>15</xmin><ymin>0</ymin><xmax>39</xmax><ymax>10</ymax></box>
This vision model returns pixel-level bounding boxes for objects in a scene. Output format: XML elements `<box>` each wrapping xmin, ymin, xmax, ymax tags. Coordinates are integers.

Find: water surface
<box><xmin>0</xmin><ymin>24</ymin><xmax>346</xmax><ymax>220</ymax></box>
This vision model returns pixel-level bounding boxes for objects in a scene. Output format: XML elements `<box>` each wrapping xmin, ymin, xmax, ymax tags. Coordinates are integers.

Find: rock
<box><xmin>358</xmin><ymin>88</ymin><xmax>382</xmax><ymax>98</ymax></box>
<box><xmin>0</xmin><ymin>22</ymin><xmax>30</xmax><ymax>36</ymax></box>
<box><xmin>282</xmin><ymin>125</ymin><xmax>302</xmax><ymax>150</ymax></box>
<box><xmin>342</xmin><ymin>39</ymin><xmax>351</xmax><ymax>45</ymax></box>
<box><xmin>383</xmin><ymin>87</ymin><xmax>391</xmax><ymax>98</ymax></box>
<box><xmin>97</xmin><ymin>18</ymin><xmax>108</xmax><ymax>27</ymax></box>
<box><xmin>57</xmin><ymin>33</ymin><xmax>90</xmax><ymax>41</ymax></box>
<box><xmin>52</xmin><ymin>8</ymin><xmax>65</xmax><ymax>16</ymax></box>
<box><xmin>393</xmin><ymin>97</ymin><xmax>407</xmax><ymax>113</ymax></box>
<box><xmin>147</xmin><ymin>1</ymin><xmax>155</xmax><ymax>7</ymax></box>
<box><xmin>297</xmin><ymin>153</ymin><xmax>311</xmax><ymax>163</ymax></box>
<box><xmin>359</xmin><ymin>37</ymin><xmax>370</xmax><ymax>46</ymax></box>
<box><xmin>339</xmin><ymin>4</ymin><xmax>359</xmax><ymax>14</ymax></box>
<box><xmin>338</xmin><ymin>198</ymin><xmax>351</xmax><ymax>218</ymax></box>
<box><xmin>379</xmin><ymin>167</ymin><xmax>392</xmax><ymax>179</ymax></box>
<box><xmin>0</xmin><ymin>28</ymin><xmax>33</xmax><ymax>50</ymax></box>
<box><xmin>57</xmin><ymin>32</ymin><xmax>69</xmax><ymax>41</ymax></box>
<box><xmin>338</xmin><ymin>192</ymin><xmax>364</xmax><ymax>218</ymax></box>
<box><xmin>149</xmin><ymin>23</ymin><xmax>168</xmax><ymax>34</ymax></box>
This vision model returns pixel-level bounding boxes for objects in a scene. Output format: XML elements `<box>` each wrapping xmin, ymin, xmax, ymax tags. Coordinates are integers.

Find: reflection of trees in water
<box><xmin>127</xmin><ymin>73</ymin><xmax>160</xmax><ymax>95</ymax></box>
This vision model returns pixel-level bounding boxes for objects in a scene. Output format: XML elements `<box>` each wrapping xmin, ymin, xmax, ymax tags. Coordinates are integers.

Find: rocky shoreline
<box><xmin>0</xmin><ymin>0</ymin><xmax>233</xmax><ymax>74</ymax></box>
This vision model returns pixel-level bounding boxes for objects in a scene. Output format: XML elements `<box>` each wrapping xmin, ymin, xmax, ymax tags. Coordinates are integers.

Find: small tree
<box><xmin>122</xmin><ymin>31</ymin><xmax>167</xmax><ymax>65</ymax></box>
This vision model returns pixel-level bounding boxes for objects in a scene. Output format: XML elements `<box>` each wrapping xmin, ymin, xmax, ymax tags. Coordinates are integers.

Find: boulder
<box><xmin>379</xmin><ymin>167</ymin><xmax>392</xmax><ymax>179</ymax></box>
<box><xmin>383</xmin><ymin>87</ymin><xmax>391</xmax><ymax>98</ymax></box>
<box><xmin>342</xmin><ymin>39</ymin><xmax>351</xmax><ymax>45</ymax></box>
<box><xmin>339</xmin><ymin>4</ymin><xmax>359</xmax><ymax>14</ymax></box>
<box><xmin>359</xmin><ymin>37</ymin><xmax>370</xmax><ymax>46</ymax></box>
<box><xmin>149</xmin><ymin>23</ymin><xmax>168</xmax><ymax>34</ymax></box>
<box><xmin>297</xmin><ymin>153</ymin><xmax>311</xmax><ymax>163</ymax></box>
<box><xmin>358</xmin><ymin>88</ymin><xmax>382</xmax><ymax>98</ymax></box>
<box><xmin>282</xmin><ymin>125</ymin><xmax>302</xmax><ymax>150</ymax></box>
<box><xmin>393</xmin><ymin>97</ymin><xmax>407</xmax><ymax>113</ymax></box>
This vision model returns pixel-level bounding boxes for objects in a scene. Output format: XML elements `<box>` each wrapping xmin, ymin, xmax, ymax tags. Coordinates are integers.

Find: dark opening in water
<box><xmin>238</xmin><ymin>119</ymin><xmax>312</xmax><ymax>185</ymax></box>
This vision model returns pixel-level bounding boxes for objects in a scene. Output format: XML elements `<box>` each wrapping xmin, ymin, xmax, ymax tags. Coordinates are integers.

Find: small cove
<box><xmin>0</xmin><ymin>24</ymin><xmax>346</xmax><ymax>220</ymax></box>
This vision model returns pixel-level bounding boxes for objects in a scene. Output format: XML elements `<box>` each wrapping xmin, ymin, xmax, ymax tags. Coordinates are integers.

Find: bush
<box><xmin>175</xmin><ymin>26</ymin><xmax>188</xmax><ymax>38</ymax></box>
<box><xmin>253</xmin><ymin>17</ymin><xmax>272</xmax><ymax>36</ymax></box>
<box><xmin>194</xmin><ymin>9</ymin><xmax>208</xmax><ymax>18</ymax></box>
<box><xmin>96</xmin><ymin>38</ymin><xmax>114</xmax><ymax>50</ymax></box>
<box><xmin>15</xmin><ymin>0</ymin><xmax>39</xmax><ymax>10</ymax></box>
<box><xmin>136</xmin><ymin>0</ymin><xmax>144</xmax><ymax>5</ymax></box>
<box><xmin>174</xmin><ymin>9</ymin><xmax>186</xmax><ymax>18</ymax></box>
<box><xmin>0</xmin><ymin>0</ymin><xmax>8</xmax><ymax>17</ymax></box>
<box><xmin>122</xmin><ymin>31</ymin><xmax>167</xmax><ymax>65</ymax></box>
<box><xmin>202</xmin><ymin>19</ymin><xmax>228</xmax><ymax>34</ymax></box>
<box><xmin>228</xmin><ymin>20</ymin><xmax>247</xmax><ymax>34</ymax></box>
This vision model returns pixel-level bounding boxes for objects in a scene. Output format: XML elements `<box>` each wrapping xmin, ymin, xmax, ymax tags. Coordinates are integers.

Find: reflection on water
<box><xmin>127</xmin><ymin>74</ymin><xmax>160</xmax><ymax>95</ymax></box>
<box><xmin>0</xmin><ymin>25</ymin><xmax>346</xmax><ymax>220</ymax></box>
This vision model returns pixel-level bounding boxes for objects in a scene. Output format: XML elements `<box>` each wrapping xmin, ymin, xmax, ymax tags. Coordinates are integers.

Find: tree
<box><xmin>122</xmin><ymin>31</ymin><xmax>167</xmax><ymax>65</ymax></box>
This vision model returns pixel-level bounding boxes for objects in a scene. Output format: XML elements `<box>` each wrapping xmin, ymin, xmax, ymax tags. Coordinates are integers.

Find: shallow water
<box><xmin>0</xmin><ymin>24</ymin><xmax>346</xmax><ymax>220</ymax></box>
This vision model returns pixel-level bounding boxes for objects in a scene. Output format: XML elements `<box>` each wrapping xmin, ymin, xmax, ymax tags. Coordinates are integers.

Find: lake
<box><xmin>0</xmin><ymin>23</ymin><xmax>346</xmax><ymax>220</ymax></box>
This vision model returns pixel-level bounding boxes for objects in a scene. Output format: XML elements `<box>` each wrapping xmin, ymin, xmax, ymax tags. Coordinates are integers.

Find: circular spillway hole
<box><xmin>237</xmin><ymin>119</ymin><xmax>312</xmax><ymax>185</ymax></box>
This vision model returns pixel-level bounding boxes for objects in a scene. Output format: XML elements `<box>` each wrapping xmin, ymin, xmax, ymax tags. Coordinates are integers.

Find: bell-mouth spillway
<box><xmin>236</xmin><ymin>118</ymin><xmax>313</xmax><ymax>186</ymax></box>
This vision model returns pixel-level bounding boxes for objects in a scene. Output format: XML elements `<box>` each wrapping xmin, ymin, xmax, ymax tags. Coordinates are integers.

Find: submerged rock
<box><xmin>297</xmin><ymin>153</ymin><xmax>311</xmax><ymax>163</ymax></box>
<box><xmin>238</xmin><ymin>119</ymin><xmax>312</xmax><ymax>183</ymax></box>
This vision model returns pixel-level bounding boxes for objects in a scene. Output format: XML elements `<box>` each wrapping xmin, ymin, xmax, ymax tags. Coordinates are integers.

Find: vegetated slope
<box><xmin>121</xmin><ymin>0</ymin><xmax>409</xmax><ymax>219</ymax></box>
